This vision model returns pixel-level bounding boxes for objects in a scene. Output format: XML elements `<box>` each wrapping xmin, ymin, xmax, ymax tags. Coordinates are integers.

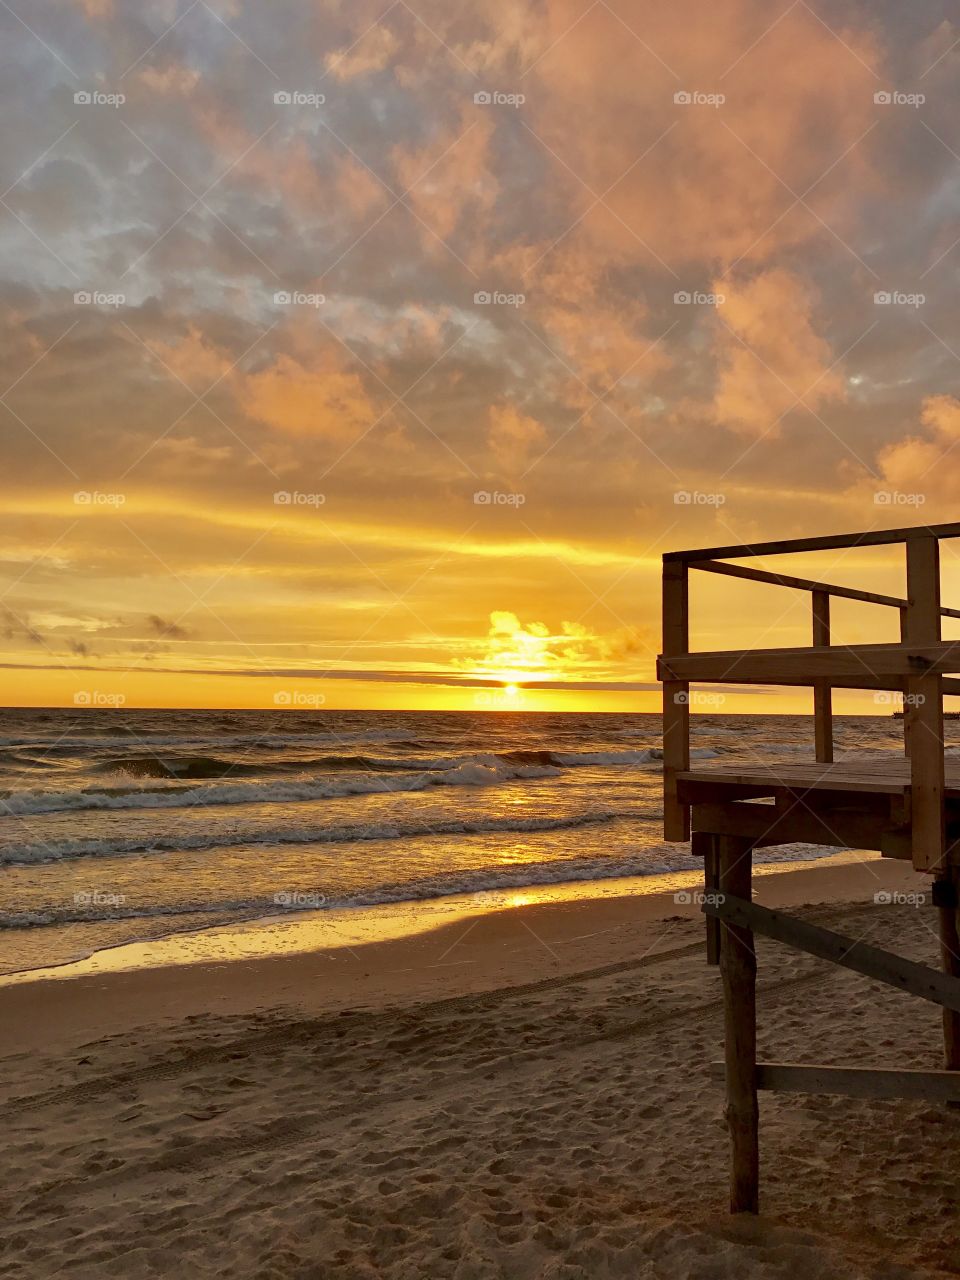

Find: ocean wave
<box><xmin>0</xmin><ymin>751</ymin><xmax>60</xmax><ymax>769</ymax></box>
<box><xmin>518</xmin><ymin>748</ymin><xmax>659</xmax><ymax>767</ymax></box>
<box><xmin>0</xmin><ymin>898</ymin><xmax>266</xmax><ymax>931</ymax></box>
<box><xmin>0</xmin><ymin>807</ymin><xmax>652</xmax><ymax>865</ymax></box>
<box><xmin>95</xmin><ymin>754</ymin><xmax>267</xmax><ymax>780</ymax></box>
<box><xmin>92</xmin><ymin>749</ymin><xmax>542</xmax><ymax>780</ymax></box>
<box><xmin>0</xmin><ymin>729</ymin><xmax>427</xmax><ymax>753</ymax></box>
<box><xmin>1</xmin><ymin>747</ymin><xmax>666</xmax><ymax>816</ymax></box>
<box><xmin>0</xmin><ymin>849</ymin><xmax>683</xmax><ymax>931</ymax></box>
<box><xmin>86</xmin><ymin>750</ymin><xmax>456</xmax><ymax>780</ymax></box>
<box><xmin>0</xmin><ymin>839</ymin><xmax>839</xmax><ymax>936</ymax></box>
<box><xmin>1</xmin><ymin>761</ymin><xmax>560</xmax><ymax>816</ymax></box>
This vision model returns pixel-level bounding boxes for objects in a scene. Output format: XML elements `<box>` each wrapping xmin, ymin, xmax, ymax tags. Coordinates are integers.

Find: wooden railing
<box><xmin>658</xmin><ymin>522</ymin><xmax>960</xmax><ymax>870</ymax></box>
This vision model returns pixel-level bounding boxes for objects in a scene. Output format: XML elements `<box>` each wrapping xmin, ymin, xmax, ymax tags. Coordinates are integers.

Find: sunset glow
<box><xmin>3</xmin><ymin>2</ymin><xmax>960</xmax><ymax>711</ymax></box>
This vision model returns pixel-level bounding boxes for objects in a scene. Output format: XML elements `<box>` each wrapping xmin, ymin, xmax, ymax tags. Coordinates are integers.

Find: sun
<box><xmin>504</xmin><ymin>683</ymin><xmax>519</xmax><ymax>697</ymax></box>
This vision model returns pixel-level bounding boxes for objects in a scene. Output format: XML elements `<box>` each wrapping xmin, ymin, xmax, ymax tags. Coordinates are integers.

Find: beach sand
<box><xmin>3</xmin><ymin>853</ymin><xmax>960</xmax><ymax>1278</ymax></box>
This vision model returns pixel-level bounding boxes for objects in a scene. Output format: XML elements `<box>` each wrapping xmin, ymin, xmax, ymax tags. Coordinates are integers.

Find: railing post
<box><xmin>704</xmin><ymin>833</ymin><xmax>721</xmax><ymax>965</ymax></box>
<box><xmin>662</xmin><ymin>559</ymin><xmax>690</xmax><ymax>841</ymax></box>
<box><xmin>900</xmin><ymin>605</ymin><xmax>913</xmax><ymax>758</ymax></box>
<box><xmin>904</xmin><ymin>536</ymin><xmax>945</xmax><ymax>873</ymax></box>
<box><xmin>812</xmin><ymin>589</ymin><xmax>833</xmax><ymax>764</ymax></box>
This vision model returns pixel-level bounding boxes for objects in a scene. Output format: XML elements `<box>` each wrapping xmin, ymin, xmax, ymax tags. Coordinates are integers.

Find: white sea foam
<box><xmin>0</xmin><ymin>807</ymin><xmax>648</xmax><ymax>865</ymax></box>
<box><xmin>0</xmin><ymin>840</ymin><xmax>840</xmax><ymax>935</ymax></box>
<box><xmin>1</xmin><ymin>748</ymin><xmax>665</xmax><ymax>816</ymax></box>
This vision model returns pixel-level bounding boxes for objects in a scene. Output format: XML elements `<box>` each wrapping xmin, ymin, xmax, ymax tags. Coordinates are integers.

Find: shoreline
<box><xmin>0</xmin><ymin>847</ymin><xmax>893</xmax><ymax>987</ymax></box>
<box><xmin>0</xmin><ymin>846</ymin><xmax>899</xmax><ymax>987</ymax></box>
<box><xmin>4</xmin><ymin>845</ymin><xmax>954</xmax><ymax>1277</ymax></box>
<box><xmin>0</xmin><ymin>849</ymin><xmax>928</xmax><ymax>1055</ymax></box>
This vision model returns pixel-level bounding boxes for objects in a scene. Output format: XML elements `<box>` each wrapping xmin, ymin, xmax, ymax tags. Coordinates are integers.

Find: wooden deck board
<box><xmin>680</xmin><ymin>754</ymin><xmax>960</xmax><ymax>798</ymax></box>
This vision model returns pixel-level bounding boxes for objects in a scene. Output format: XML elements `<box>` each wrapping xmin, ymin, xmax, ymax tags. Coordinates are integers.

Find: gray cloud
<box><xmin>3</xmin><ymin>0</ymin><xmax>960</xmax><ymax>700</ymax></box>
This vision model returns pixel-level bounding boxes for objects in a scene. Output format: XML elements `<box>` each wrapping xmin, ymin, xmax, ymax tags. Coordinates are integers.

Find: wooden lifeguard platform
<box><xmin>658</xmin><ymin>522</ymin><xmax>960</xmax><ymax>1213</ymax></box>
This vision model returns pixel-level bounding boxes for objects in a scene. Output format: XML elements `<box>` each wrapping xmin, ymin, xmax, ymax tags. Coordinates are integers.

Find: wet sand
<box><xmin>4</xmin><ymin>852</ymin><xmax>958</xmax><ymax>1278</ymax></box>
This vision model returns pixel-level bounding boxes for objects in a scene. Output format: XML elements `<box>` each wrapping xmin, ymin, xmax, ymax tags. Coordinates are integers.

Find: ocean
<box><xmin>0</xmin><ymin>708</ymin><xmax>923</xmax><ymax>976</ymax></box>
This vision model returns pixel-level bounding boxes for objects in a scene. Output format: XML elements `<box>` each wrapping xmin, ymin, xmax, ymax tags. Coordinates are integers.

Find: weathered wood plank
<box><xmin>717</xmin><ymin>837</ymin><xmax>758</xmax><ymax>1214</ymax></box>
<box><xmin>703</xmin><ymin>895</ymin><xmax>960</xmax><ymax>1013</ymax></box>
<box><xmin>812</xmin><ymin>590</ymin><xmax>833</xmax><ymax>764</ymax></box>
<box><xmin>680</xmin><ymin>781</ymin><xmax>784</xmax><ymax>805</ymax></box>
<box><xmin>692</xmin><ymin>558</ymin><xmax>960</xmax><ymax>616</ymax></box>
<box><xmin>680</xmin><ymin>762</ymin><xmax>910</xmax><ymax>795</ymax></box>
<box><xmin>658</xmin><ymin>641</ymin><xmax>960</xmax><ymax>687</ymax></box>
<box><xmin>691</xmin><ymin>801</ymin><xmax>889</xmax><ymax>851</ymax></box>
<box><xmin>905</xmin><ymin>537</ymin><xmax>945</xmax><ymax>872</ymax></box>
<box><xmin>685</xmin><ymin>756</ymin><xmax>960</xmax><ymax>778</ymax></box>
<box><xmin>937</xmin><ymin>869</ymin><xmax>960</xmax><ymax>1072</ymax></box>
<box><xmin>663</xmin><ymin>520</ymin><xmax>960</xmax><ymax>563</ymax></box>
<box><xmin>881</xmin><ymin>827</ymin><xmax>919</xmax><ymax>861</ymax></box>
<box><xmin>900</xmin><ymin>607</ymin><xmax>913</xmax><ymax>759</ymax></box>
<box><xmin>708</xmin><ymin>1061</ymin><xmax>960</xmax><ymax>1103</ymax></box>
<box><xmin>704</xmin><ymin>835</ymin><xmax>721</xmax><ymax>965</ymax></box>
<box><xmin>680</xmin><ymin>756</ymin><xmax>960</xmax><ymax>812</ymax></box>
<box><xmin>662</xmin><ymin>560</ymin><xmax>690</xmax><ymax>841</ymax></box>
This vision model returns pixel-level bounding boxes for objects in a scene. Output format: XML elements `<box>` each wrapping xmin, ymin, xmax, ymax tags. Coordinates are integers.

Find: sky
<box><xmin>3</xmin><ymin>0</ymin><xmax>960</xmax><ymax>712</ymax></box>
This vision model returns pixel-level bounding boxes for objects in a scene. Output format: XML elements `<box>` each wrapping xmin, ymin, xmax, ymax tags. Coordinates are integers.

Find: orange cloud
<box><xmin>522</xmin><ymin>0</ymin><xmax>880</xmax><ymax>266</ymax></box>
<box><xmin>137</xmin><ymin>64</ymin><xmax>201</xmax><ymax>95</ymax></box>
<box><xmin>334</xmin><ymin>157</ymin><xmax>388</xmax><ymax>220</ymax></box>
<box><xmin>150</xmin><ymin>326</ymin><xmax>236</xmax><ymax>389</ymax></box>
<box><xmin>517</xmin><ymin>241</ymin><xmax>672</xmax><ymax>401</ymax></box>
<box><xmin>191</xmin><ymin>102</ymin><xmax>330</xmax><ymax>214</ymax></box>
<box><xmin>487</xmin><ymin>403</ymin><xmax>548</xmax><ymax>473</ymax></box>
<box><xmin>325</xmin><ymin>26</ymin><xmax>399</xmax><ymax>81</ymax></box>
<box><xmin>712</xmin><ymin>268</ymin><xmax>845</xmax><ymax>436</ymax></box>
<box><xmin>72</xmin><ymin>0</ymin><xmax>113</xmax><ymax>15</ymax></box>
<box><xmin>242</xmin><ymin>351</ymin><xmax>379</xmax><ymax>440</ymax></box>
<box><xmin>392</xmin><ymin>111</ymin><xmax>498</xmax><ymax>245</ymax></box>
<box><xmin>871</xmin><ymin>396</ymin><xmax>960</xmax><ymax>502</ymax></box>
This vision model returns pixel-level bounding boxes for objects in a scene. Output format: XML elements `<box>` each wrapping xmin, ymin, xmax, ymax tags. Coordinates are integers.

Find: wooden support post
<box><xmin>904</xmin><ymin>537</ymin><xmax>945</xmax><ymax>872</ymax></box>
<box><xmin>704</xmin><ymin>835</ymin><xmax>721</xmax><ymax>965</ymax></box>
<box><xmin>936</xmin><ymin>870</ymin><xmax>960</xmax><ymax>1075</ymax></box>
<box><xmin>899</xmin><ymin>606</ymin><xmax>912</xmax><ymax>759</ymax></box>
<box><xmin>717</xmin><ymin>835</ymin><xmax>758</xmax><ymax>1214</ymax></box>
<box><xmin>662</xmin><ymin>560</ymin><xmax>690</xmax><ymax>841</ymax></box>
<box><xmin>812</xmin><ymin>589</ymin><xmax>833</xmax><ymax>764</ymax></box>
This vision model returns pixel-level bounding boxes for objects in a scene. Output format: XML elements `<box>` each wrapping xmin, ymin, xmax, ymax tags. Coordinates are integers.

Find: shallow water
<box><xmin>0</xmin><ymin>708</ymin><xmax>919</xmax><ymax>973</ymax></box>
